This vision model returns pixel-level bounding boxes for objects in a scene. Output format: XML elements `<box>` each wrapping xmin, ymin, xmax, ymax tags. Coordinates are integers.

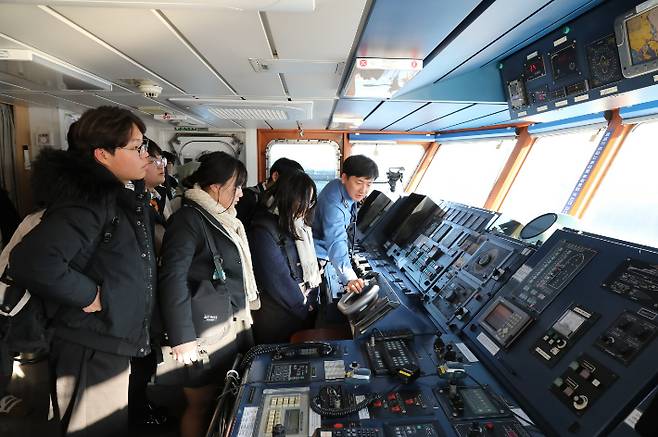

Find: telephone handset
<box><xmin>337</xmin><ymin>275</ymin><xmax>380</xmax><ymax>316</ymax></box>
<box><xmin>365</xmin><ymin>331</ymin><xmax>420</xmax><ymax>380</ymax></box>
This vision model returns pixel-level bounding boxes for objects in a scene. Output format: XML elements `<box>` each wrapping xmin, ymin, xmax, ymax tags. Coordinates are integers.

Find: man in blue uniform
<box><xmin>313</xmin><ymin>155</ymin><xmax>378</xmax><ymax>293</ymax></box>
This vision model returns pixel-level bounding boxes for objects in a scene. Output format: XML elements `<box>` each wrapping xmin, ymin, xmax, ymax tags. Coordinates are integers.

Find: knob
<box><xmin>573</xmin><ymin>395</ymin><xmax>589</xmax><ymax>410</ymax></box>
<box><xmin>601</xmin><ymin>335</ymin><xmax>615</xmax><ymax>346</ymax></box>
<box><xmin>477</xmin><ymin>254</ymin><xmax>492</xmax><ymax>266</ymax></box>
<box><xmin>272</xmin><ymin>423</ymin><xmax>286</xmax><ymax>437</ymax></box>
<box><xmin>468</xmin><ymin>421</ymin><xmax>483</xmax><ymax>436</ymax></box>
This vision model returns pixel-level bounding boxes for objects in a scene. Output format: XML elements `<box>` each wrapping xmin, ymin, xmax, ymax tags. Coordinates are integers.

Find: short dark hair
<box><xmin>268</xmin><ymin>158</ymin><xmax>304</xmax><ymax>182</ymax></box>
<box><xmin>66</xmin><ymin>120</ymin><xmax>79</xmax><ymax>150</ymax></box>
<box><xmin>161</xmin><ymin>150</ymin><xmax>176</xmax><ymax>164</ymax></box>
<box><xmin>342</xmin><ymin>155</ymin><xmax>379</xmax><ymax>179</ymax></box>
<box><xmin>183</xmin><ymin>151</ymin><xmax>247</xmax><ymax>192</ymax></box>
<box><xmin>146</xmin><ymin>137</ymin><xmax>163</xmax><ymax>158</ymax></box>
<box><xmin>266</xmin><ymin>170</ymin><xmax>317</xmax><ymax>240</ymax></box>
<box><xmin>68</xmin><ymin>106</ymin><xmax>146</xmax><ymax>156</ymax></box>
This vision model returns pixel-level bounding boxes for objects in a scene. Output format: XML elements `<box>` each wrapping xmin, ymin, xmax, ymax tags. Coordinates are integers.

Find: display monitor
<box><xmin>387</xmin><ymin>195</ymin><xmax>439</xmax><ymax>247</ymax></box>
<box><xmin>615</xmin><ymin>0</ymin><xmax>658</xmax><ymax>78</ymax></box>
<box><xmin>357</xmin><ymin>190</ymin><xmax>392</xmax><ymax>232</ymax></box>
<box><xmin>551</xmin><ymin>43</ymin><xmax>580</xmax><ymax>81</ymax></box>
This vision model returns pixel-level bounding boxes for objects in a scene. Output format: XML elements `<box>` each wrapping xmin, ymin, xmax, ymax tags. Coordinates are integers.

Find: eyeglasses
<box><xmin>119</xmin><ymin>138</ymin><xmax>149</xmax><ymax>156</ymax></box>
<box><xmin>149</xmin><ymin>156</ymin><xmax>168</xmax><ymax>168</ymax></box>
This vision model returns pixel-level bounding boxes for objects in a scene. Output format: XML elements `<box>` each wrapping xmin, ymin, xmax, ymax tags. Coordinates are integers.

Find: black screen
<box><xmin>551</xmin><ymin>44</ymin><xmax>579</xmax><ymax>80</ymax></box>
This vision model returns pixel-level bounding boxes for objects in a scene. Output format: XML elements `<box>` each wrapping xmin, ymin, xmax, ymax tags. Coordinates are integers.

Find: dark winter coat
<box><xmin>158</xmin><ymin>199</ymin><xmax>248</xmax><ymax>347</ymax></box>
<box><xmin>9</xmin><ymin>148</ymin><xmax>156</xmax><ymax>357</ymax></box>
<box><xmin>248</xmin><ymin>209</ymin><xmax>318</xmax><ymax>321</ymax></box>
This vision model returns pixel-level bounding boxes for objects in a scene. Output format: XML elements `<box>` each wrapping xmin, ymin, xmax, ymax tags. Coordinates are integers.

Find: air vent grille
<box><xmin>208</xmin><ymin>107</ymin><xmax>288</xmax><ymax>120</ymax></box>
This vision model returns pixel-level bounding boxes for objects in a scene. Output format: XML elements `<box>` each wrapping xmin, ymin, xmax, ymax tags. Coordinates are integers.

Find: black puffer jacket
<box><xmin>158</xmin><ymin>199</ymin><xmax>247</xmax><ymax>347</ymax></box>
<box><xmin>9</xmin><ymin>148</ymin><xmax>156</xmax><ymax>357</ymax></box>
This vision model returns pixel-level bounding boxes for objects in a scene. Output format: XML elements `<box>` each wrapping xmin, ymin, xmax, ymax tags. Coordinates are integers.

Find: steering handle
<box><xmin>337</xmin><ymin>278</ymin><xmax>380</xmax><ymax>316</ymax></box>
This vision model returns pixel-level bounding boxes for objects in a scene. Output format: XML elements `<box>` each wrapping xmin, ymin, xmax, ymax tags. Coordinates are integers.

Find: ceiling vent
<box><xmin>249</xmin><ymin>58</ymin><xmax>344</xmax><ymax>74</ymax></box>
<box><xmin>0</xmin><ymin>48</ymin><xmax>111</xmax><ymax>92</ymax></box>
<box><xmin>169</xmin><ymin>98</ymin><xmax>313</xmax><ymax>121</ymax></box>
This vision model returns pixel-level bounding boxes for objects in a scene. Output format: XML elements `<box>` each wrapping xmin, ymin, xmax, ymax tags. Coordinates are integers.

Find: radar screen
<box><xmin>586</xmin><ymin>34</ymin><xmax>622</xmax><ymax>88</ymax></box>
<box><xmin>551</xmin><ymin>42</ymin><xmax>580</xmax><ymax>81</ymax></box>
<box><xmin>507</xmin><ymin>78</ymin><xmax>527</xmax><ymax>109</ymax></box>
<box><xmin>524</xmin><ymin>54</ymin><xmax>546</xmax><ymax>81</ymax></box>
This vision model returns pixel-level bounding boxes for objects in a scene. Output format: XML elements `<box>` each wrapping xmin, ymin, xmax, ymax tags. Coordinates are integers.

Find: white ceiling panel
<box><xmin>0</xmin><ymin>4</ymin><xmax>182</xmax><ymax>95</ymax></box>
<box><xmin>0</xmin><ymin>40</ymin><xmax>24</xmax><ymax>50</ymax></box>
<box><xmin>53</xmin><ymin>6</ymin><xmax>234</xmax><ymax>96</ymax></box>
<box><xmin>302</xmin><ymin>99</ymin><xmax>336</xmax><ymax>129</ymax></box>
<box><xmin>0</xmin><ymin>90</ymin><xmax>89</xmax><ymax>111</ymax></box>
<box><xmin>47</xmin><ymin>92</ymin><xmax>112</xmax><ymax>108</ymax></box>
<box><xmin>162</xmin><ymin>8</ymin><xmax>286</xmax><ymax>97</ymax></box>
<box><xmin>267</xmin><ymin>0</ymin><xmax>367</xmax><ymax>60</ymax></box>
<box><xmin>284</xmin><ymin>73</ymin><xmax>341</xmax><ymax>99</ymax></box>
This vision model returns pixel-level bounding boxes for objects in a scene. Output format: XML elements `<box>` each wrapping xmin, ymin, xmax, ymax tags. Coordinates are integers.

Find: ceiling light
<box><xmin>0</xmin><ymin>48</ymin><xmax>111</xmax><ymax>91</ymax></box>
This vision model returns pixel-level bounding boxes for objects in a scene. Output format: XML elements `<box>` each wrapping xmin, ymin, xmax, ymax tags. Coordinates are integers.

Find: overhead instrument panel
<box><xmin>501</xmin><ymin>0</ymin><xmax>658</xmax><ymax>120</ymax></box>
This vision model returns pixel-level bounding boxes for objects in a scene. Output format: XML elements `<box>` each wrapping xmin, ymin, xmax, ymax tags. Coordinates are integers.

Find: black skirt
<box><xmin>155</xmin><ymin>319</ymin><xmax>253</xmax><ymax>388</ymax></box>
<box><xmin>252</xmin><ymin>293</ymin><xmax>316</xmax><ymax>345</ymax></box>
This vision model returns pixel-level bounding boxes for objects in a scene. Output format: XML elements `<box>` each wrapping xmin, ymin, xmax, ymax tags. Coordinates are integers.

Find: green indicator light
<box><xmin>563</xmin><ymin>26</ymin><xmax>571</xmax><ymax>34</ymax></box>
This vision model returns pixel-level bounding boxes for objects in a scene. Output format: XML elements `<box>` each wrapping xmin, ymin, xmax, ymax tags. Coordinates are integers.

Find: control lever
<box><xmin>438</xmin><ymin>361</ymin><xmax>467</xmax><ymax>400</ymax></box>
<box><xmin>337</xmin><ymin>274</ymin><xmax>380</xmax><ymax>316</ymax></box>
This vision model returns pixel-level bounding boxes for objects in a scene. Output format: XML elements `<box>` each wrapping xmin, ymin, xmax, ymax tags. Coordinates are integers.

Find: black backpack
<box><xmin>0</xmin><ymin>208</ymin><xmax>117</xmax><ymax>375</ymax></box>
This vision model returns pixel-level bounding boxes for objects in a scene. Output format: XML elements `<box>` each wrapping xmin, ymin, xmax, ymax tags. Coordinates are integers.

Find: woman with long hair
<box><xmin>158</xmin><ymin>151</ymin><xmax>259</xmax><ymax>437</ymax></box>
<box><xmin>249</xmin><ymin>170</ymin><xmax>321</xmax><ymax>344</ymax></box>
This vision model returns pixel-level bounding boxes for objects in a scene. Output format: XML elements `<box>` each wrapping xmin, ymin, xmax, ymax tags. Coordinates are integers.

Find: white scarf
<box><xmin>184</xmin><ymin>186</ymin><xmax>260</xmax><ymax>309</ymax></box>
<box><xmin>293</xmin><ymin>218</ymin><xmax>322</xmax><ymax>289</ymax></box>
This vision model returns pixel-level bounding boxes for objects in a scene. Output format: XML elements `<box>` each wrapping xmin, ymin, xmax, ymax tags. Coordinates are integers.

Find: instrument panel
<box><xmin>227</xmin><ymin>194</ymin><xmax>657</xmax><ymax>437</ymax></box>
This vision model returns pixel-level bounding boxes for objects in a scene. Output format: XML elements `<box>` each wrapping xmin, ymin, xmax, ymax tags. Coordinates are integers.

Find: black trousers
<box><xmin>128</xmin><ymin>352</ymin><xmax>156</xmax><ymax>414</ymax></box>
<box><xmin>49</xmin><ymin>337</ymin><xmax>130</xmax><ymax>437</ymax></box>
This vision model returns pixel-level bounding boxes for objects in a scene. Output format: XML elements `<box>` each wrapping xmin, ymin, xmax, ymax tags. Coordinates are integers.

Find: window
<box><xmin>350</xmin><ymin>143</ymin><xmax>426</xmax><ymax>199</ymax></box>
<box><xmin>417</xmin><ymin>138</ymin><xmax>516</xmax><ymax>207</ymax></box>
<box><xmin>580</xmin><ymin>121</ymin><xmax>658</xmax><ymax>247</ymax></box>
<box><xmin>500</xmin><ymin>128</ymin><xmax>604</xmax><ymax>225</ymax></box>
<box><xmin>266</xmin><ymin>140</ymin><xmax>340</xmax><ymax>192</ymax></box>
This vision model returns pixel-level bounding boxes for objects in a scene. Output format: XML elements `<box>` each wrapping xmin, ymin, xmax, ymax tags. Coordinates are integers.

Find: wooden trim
<box><xmin>483</xmin><ymin>127</ymin><xmax>535</xmax><ymax>211</ymax></box>
<box><xmin>567</xmin><ymin>110</ymin><xmax>630</xmax><ymax>218</ymax></box>
<box><xmin>12</xmin><ymin>104</ymin><xmax>32</xmax><ymax>216</ymax></box>
<box><xmin>406</xmin><ymin>142</ymin><xmax>439</xmax><ymax>193</ymax></box>
<box><xmin>257</xmin><ymin>129</ymin><xmax>344</xmax><ymax>182</ymax></box>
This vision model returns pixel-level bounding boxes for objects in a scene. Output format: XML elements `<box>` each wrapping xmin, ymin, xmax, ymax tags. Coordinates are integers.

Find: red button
<box><xmin>404</xmin><ymin>398</ymin><xmax>415</xmax><ymax>405</ymax></box>
<box><xmin>485</xmin><ymin>422</ymin><xmax>494</xmax><ymax>431</ymax></box>
<box><xmin>333</xmin><ymin>423</ymin><xmax>344</xmax><ymax>429</ymax></box>
<box><xmin>387</xmin><ymin>393</ymin><xmax>397</xmax><ymax>401</ymax></box>
<box><xmin>373</xmin><ymin>400</ymin><xmax>382</xmax><ymax>408</ymax></box>
<box><xmin>391</xmin><ymin>405</ymin><xmax>401</xmax><ymax>413</ymax></box>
